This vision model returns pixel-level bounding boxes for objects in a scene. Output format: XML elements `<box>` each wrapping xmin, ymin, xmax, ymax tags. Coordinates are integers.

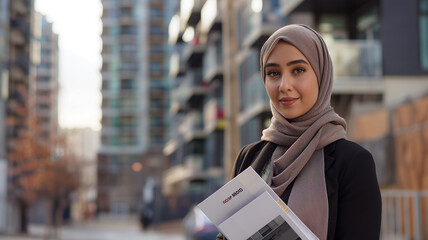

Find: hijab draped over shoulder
<box><xmin>260</xmin><ymin>24</ymin><xmax>347</xmax><ymax>240</ymax></box>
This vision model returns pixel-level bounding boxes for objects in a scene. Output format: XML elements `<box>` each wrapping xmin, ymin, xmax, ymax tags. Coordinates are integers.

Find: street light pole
<box><xmin>222</xmin><ymin>0</ymin><xmax>240</xmax><ymax>180</ymax></box>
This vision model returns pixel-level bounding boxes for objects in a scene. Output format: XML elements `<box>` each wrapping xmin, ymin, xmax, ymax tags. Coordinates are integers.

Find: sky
<box><xmin>35</xmin><ymin>0</ymin><xmax>103</xmax><ymax>130</ymax></box>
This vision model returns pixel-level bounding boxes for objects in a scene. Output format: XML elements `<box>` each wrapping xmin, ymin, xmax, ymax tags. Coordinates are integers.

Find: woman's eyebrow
<box><xmin>264</xmin><ymin>63</ymin><xmax>280</xmax><ymax>69</ymax></box>
<box><xmin>287</xmin><ymin>59</ymin><xmax>309</xmax><ymax>66</ymax></box>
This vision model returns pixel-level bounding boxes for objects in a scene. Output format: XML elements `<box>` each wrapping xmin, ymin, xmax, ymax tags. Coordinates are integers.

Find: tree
<box><xmin>7</xmin><ymin>105</ymin><xmax>80</xmax><ymax>236</ymax></box>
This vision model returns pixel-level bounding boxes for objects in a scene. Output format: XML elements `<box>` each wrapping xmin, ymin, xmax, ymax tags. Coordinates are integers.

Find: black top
<box><xmin>217</xmin><ymin>139</ymin><xmax>382</xmax><ymax>240</ymax></box>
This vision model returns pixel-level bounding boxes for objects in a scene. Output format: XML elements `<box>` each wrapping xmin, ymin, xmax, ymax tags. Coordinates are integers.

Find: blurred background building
<box><xmin>6</xmin><ymin>0</ymin><xmax>36</xmax><ymax>233</ymax></box>
<box><xmin>34</xmin><ymin>14</ymin><xmax>58</xmax><ymax>152</ymax></box>
<box><xmin>0</xmin><ymin>0</ymin><xmax>9</xmax><ymax>233</ymax></box>
<box><xmin>98</xmin><ymin>0</ymin><xmax>169</xmax><ymax>216</ymax></box>
<box><xmin>62</xmin><ymin>127</ymin><xmax>99</xmax><ymax>221</ymax></box>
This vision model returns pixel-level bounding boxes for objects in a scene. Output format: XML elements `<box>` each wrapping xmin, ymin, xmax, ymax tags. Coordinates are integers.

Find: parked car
<box><xmin>183</xmin><ymin>206</ymin><xmax>219</xmax><ymax>240</ymax></box>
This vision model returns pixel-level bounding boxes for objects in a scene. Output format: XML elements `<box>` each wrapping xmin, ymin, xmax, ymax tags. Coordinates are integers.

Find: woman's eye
<box><xmin>266</xmin><ymin>71</ymin><xmax>280</xmax><ymax>78</ymax></box>
<box><xmin>293</xmin><ymin>67</ymin><xmax>306</xmax><ymax>75</ymax></box>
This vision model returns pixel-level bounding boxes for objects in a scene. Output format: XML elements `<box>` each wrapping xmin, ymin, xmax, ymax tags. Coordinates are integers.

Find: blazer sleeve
<box><xmin>334</xmin><ymin>146</ymin><xmax>382</xmax><ymax>239</ymax></box>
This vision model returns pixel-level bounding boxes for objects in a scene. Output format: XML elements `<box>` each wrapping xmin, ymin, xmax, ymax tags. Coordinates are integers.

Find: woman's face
<box><xmin>264</xmin><ymin>42</ymin><xmax>319</xmax><ymax>120</ymax></box>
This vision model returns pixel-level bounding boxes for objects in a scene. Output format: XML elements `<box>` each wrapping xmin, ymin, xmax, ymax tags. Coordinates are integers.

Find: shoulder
<box><xmin>327</xmin><ymin>138</ymin><xmax>373</xmax><ymax>164</ymax></box>
<box><xmin>232</xmin><ymin>140</ymin><xmax>271</xmax><ymax>177</ymax></box>
<box><xmin>326</xmin><ymin>138</ymin><xmax>377</xmax><ymax>184</ymax></box>
<box><xmin>239</xmin><ymin>140</ymin><xmax>269</xmax><ymax>155</ymax></box>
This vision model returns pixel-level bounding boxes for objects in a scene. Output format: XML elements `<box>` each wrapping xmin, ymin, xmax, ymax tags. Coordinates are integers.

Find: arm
<box><xmin>335</xmin><ymin>147</ymin><xmax>382</xmax><ymax>239</ymax></box>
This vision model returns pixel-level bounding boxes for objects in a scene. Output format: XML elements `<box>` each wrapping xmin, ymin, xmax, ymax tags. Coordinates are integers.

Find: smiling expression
<box><xmin>264</xmin><ymin>42</ymin><xmax>319</xmax><ymax>120</ymax></box>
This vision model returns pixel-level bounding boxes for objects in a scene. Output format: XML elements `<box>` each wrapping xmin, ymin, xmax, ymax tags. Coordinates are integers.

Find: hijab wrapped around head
<box><xmin>260</xmin><ymin>24</ymin><xmax>347</xmax><ymax>240</ymax></box>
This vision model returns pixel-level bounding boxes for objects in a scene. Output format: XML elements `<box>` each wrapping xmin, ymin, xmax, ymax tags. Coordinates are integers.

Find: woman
<box><xmin>217</xmin><ymin>24</ymin><xmax>381</xmax><ymax>240</ymax></box>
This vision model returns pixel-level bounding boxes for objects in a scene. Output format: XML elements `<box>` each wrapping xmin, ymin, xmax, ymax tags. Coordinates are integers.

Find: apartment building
<box><xmin>163</xmin><ymin>0</ymin><xmax>225</xmax><ymax>219</ymax></box>
<box><xmin>0</xmin><ymin>0</ymin><xmax>8</xmax><ymax>232</ymax></box>
<box><xmin>98</xmin><ymin>0</ymin><xmax>169</xmax><ymax>214</ymax></box>
<box><xmin>35</xmin><ymin>15</ymin><xmax>58</xmax><ymax>147</ymax></box>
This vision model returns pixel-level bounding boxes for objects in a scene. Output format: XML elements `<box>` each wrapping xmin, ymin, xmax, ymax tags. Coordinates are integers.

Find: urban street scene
<box><xmin>0</xmin><ymin>0</ymin><xmax>427</xmax><ymax>239</ymax></box>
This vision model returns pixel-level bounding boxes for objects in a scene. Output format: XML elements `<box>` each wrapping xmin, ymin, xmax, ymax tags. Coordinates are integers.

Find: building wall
<box><xmin>35</xmin><ymin>15</ymin><xmax>59</xmax><ymax>147</ymax></box>
<box><xmin>99</xmin><ymin>0</ymin><xmax>169</xmax><ymax>214</ymax></box>
<box><xmin>354</xmin><ymin>94</ymin><xmax>428</xmax><ymax>190</ymax></box>
<box><xmin>381</xmin><ymin>0</ymin><xmax>426</xmax><ymax>75</ymax></box>
<box><xmin>63</xmin><ymin>128</ymin><xmax>100</xmax><ymax>220</ymax></box>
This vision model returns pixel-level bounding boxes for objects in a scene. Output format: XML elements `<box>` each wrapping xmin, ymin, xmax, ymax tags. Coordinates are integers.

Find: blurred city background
<box><xmin>0</xmin><ymin>0</ymin><xmax>427</xmax><ymax>239</ymax></box>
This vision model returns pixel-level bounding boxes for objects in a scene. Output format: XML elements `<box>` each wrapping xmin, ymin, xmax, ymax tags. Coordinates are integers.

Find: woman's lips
<box><xmin>279</xmin><ymin>97</ymin><xmax>298</xmax><ymax>106</ymax></box>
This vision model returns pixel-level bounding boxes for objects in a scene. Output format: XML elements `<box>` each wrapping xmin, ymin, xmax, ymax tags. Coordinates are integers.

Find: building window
<box><xmin>150</xmin><ymin>25</ymin><xmax>163</xmax><ymax>35</ymax></box>
<box><xmin>121</xmin><ymin>79</ymin><xmax>135</xmax><ymax>89</ymax></box>
<box><xmin>150</xmin><ymin>7</ymin><xmax>162</xmax><ymax>18</ymax></box>
<box><xmin>121</xmin><ymin>26</ymin><xmax>136</xmax><ymax>35</ymax></box>
<box><xmin>421</xmin><ymin>0</ymin><xmax>428</xmax><ymax>70</ymax></box>
<box><xmin>150</xmin><ymin>62</ymin><xmax>162</xmax><ymax>74</ymax></box>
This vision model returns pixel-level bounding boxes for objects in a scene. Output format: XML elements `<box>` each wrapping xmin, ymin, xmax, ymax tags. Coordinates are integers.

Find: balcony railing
<box><xmin>183</xmin><ymin>38</ymin><xmax>205</xmax><ymax>67</ymax></box>
<box><xmin>328</xmin><ymin>39</ymin><xmax>382</xmax><ymax>80</ymax></box>
<box><xmin>202</xmin><ymin>38</ymin><xmax>223</xmax><ymax>82</ymax></box>
<box><xmin>180</xmin><ymin>68</ymin><xmax>207</xmax><ymax>105</ymax></box>
<box><xmin>169</xmin><ymin>44</ymin><xmax>186</xmax><ymax>78</ymax></box>
<box><xmin>179</xmin><ymin>111</ymin><xmax>205</xmax><ymax>140</ymax></box>
<box><xmin>237</xmin><ymin>0</ymin><xmax>283</xmax><ymax>49</ymax></box>
<box><xmin>381</xmin><ymin>190</ymin><xmax>428</xmax><ymax>240</ymax></box>
<box><xmin>240</xmin><ymin>72</ymin><xmax>269</xmax><ymax>112</ymax></box>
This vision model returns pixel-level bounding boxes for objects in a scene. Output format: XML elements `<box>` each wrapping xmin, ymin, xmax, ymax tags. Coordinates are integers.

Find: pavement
<box><xmin>0</xmin><ymin>215</ymin><xmax>185</xmax><ymax>240</ymax></box>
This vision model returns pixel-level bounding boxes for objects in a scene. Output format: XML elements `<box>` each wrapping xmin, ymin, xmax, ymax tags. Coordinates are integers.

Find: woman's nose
<box><xmin>279</xmin><ymin>75</ymin><xmax>292</xmax><ymax>92</ymax></box>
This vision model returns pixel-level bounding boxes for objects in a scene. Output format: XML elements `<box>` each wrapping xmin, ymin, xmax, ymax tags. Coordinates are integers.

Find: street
<box><xmin>0</xmin><ymin>216</ymin><xmax>185</xmax><ymax>240</ymax></box>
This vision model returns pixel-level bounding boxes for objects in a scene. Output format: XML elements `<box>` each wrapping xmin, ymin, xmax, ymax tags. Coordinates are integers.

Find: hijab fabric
<box><xmin>260</xmin><ymin>24</ymin><xmax>347</xmax><ymax>240</ymax></box>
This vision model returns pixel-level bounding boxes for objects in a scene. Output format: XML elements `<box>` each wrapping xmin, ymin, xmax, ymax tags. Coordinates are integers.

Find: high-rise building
<box><xmin>0</xmin><ymin>0</ymin><xmax>9</xmax><ymax>232</ymax></box>
<box><xmin>98</xmin><ymin>0</ymin><xmax>169</xmax><ymax>214</ymax></box>
<box><xmin>35</xmin><ymin>14</ymin><xmax>58</xmax><ymax>148</ymax></box>
<box><xmin>163</xmin><ymin>0</ymin><xmax>225</xmax><ymax>219</ymax></box>
<box><xmin>6</xmin><ymin>0</ymin><xmax>36</xmax><ymax>233</ymax></box>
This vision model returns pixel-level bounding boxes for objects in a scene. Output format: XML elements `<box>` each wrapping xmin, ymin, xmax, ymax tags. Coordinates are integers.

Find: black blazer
<box><xmin>217</xmin><ymin>139</ymin><xmax>382</xmax><ymax>240</ymax></box>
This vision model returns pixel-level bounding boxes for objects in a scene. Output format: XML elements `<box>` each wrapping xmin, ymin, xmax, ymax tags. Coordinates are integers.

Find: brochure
<box><xmin>197</xmin><ymin>167</ymin><xmax>319</xmax><ymax>240</ymax></box>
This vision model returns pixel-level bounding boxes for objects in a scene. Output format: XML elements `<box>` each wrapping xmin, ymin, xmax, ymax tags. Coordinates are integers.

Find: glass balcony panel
<box><xmin>180</xmin><ymin>111</ymin><xmax>204</xmax><ymax>134</ymax></box>
<box><xmin>237</xmin><ymin>0</ymin><xmax>283</xmax><ymax>49</ymax></box>
<box><xmin>202</xmin><ymin>38</ymin><xmax>223</xmax><ymax>80</ymax></box>
<box><xmin>242</xmin><ymin>72</ymin><xmax>269</xmax><ymax>112</ymax></box>
<box><xmin>327</xmin><ymin>39</ymin><xmax>382</xmax><ymax>80</ymax></box>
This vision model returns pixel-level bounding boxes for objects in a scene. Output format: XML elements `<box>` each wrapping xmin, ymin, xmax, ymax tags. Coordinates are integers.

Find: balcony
<box><xmin>203</xmin><ymin>98</ymin><xmax>224</xmax><ymax>134</ymax></box>
<box><xmin>237</xmin><ymin>0</ymin><xmax>283</xmax><ymax>49</ymax></box>
<box><xmin>238</xmin><ymin>72</ymin><xmax>270</xmax><ymax>125</ymax></box>
<box><xmin>162</xmin><ymin>155</ymin><xmax>222</xmax><ymax>196</ymax></box>
<box><xmin>202</xmin><ymin>36</ymin><xmax>223</xmax><ymax>83</ymax></box>
<box><xmin>169</xmin><ymin>44</ymin><xmax>186</xmax><ymax>78</ymax></box>
<box><xmin>328</xmin><ymin>39</ymin><xmax>383</xmax><ymax>94</ymax></box>
<box><xmin>179</xmin><ymin>111</ymin><xmax>206</xmax><ymax>141</ymax></box>
<box><xmin>170</xmin><ymin>83</ymin><xmax>188</xmax><ymax>114</ymax></box>
<box><xmin>183</xmin><ymin>38</ymin><xmax>206</xmax><ymax>68</ymax></box>
<box><xmin>201</xmin><ymin>0</ymin><xmax>222</xmax><ymax>34</ymax></box>
<box><xmin>280</xmin><ymin>0</ymin><xmax>304</xmax><ymax>15</ymax></box>
<box><xmin>179</xmin><ymin>68</ymin><xmax>207</xmax><ymax>106</ymax></box>
<box><xmin>180</xmin><ymin>0</ymin><xmax>206</xmax><ymax>27</ymax></box>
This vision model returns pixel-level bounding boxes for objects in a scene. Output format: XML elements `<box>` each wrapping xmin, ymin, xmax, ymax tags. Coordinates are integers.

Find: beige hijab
<box><xmin>260</xmin><ymin>24</ymin><xmax>347</xmax><ymax>240</ymax></box>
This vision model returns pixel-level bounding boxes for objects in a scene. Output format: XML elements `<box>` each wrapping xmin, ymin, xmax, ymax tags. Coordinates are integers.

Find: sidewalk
<box><xmin>150</xmin><ymin>219</ymin><xmax>184</xmax><ymax>235</ymax></box>
<box><xmin>0</xmin><ymin>216</ymin><xmax>185</xmax><ymax>240</ymax></box>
